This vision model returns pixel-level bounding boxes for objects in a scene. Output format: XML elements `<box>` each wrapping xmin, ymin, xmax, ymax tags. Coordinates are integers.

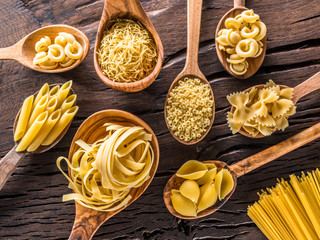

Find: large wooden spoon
<box><xmin>164</xmin><ymin>0</ymin><xmax>215</xmax><ymax>145</ymax></box>
<box><xmin>0</xmin><ymin>84</ymin><xmax>75</xmax><ymax>190</ymax></box>
<box><xmin>67</xmin><ymin>110</ymin><xmax>159</xmax><ymax>240</ymax></box>
<box><xmin>164</xmin><ymin>120</ymin><xmax>320</xmax><ymax>219</ymax></box>
<box><xmin>93</xmin><ymin>0</ymin><xmax>164</xmax><ymax>92</ymax></box>
<box><xmin>231</xmin><ymin>71</ymin><xmax>320</xmax><ymax>138</ymax></box>
<box><xmin>0</xmin><ymin>24</ymin><xmax>90</xmax><ymax>73</ymax></box>
<box><xmin>215</xmin><ymin>0</ymin><xmax>266</xmax><ymax>79</ymax></box>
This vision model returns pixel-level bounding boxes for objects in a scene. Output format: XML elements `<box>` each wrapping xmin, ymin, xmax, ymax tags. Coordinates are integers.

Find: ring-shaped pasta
<box><xmin>241</xmin><ymin>10</ymin><xmax>259</xmax><ymax>23</ymax></box>
<box><xmin>39</xmin><ymin>59</ymin><xmax>59</xmax><ymax>70</ymax></box>
<box><xmin>226</xmin><ymin>29</ymin><xmax>242</xmax><ymax>46</ymax></box>
<box><xmin>225</xmin><ymin>17</ymin><xmax>240</xmax><ymax>29</ymax></box>
<box><xmin>218</xmin><ymin>29</ymin><xmax>228</xmax><ymax>36</ymax></box>
<box><xmin>35</xmin><ymin>36</ymin><xmax>51</xmax><ymax>52</ymax></box>
<box><xmin>55</xmin><ymin>35</ymin><xmax>67</xmax><ymax>47</ymax></box>
<box><xmin>65</xmin><ymin>41</ymin><xmax>83</xmax><ymax>60</ymax></box>
<box><xmin>216</xmin><ymin>35</ymin><xmax>230</xmax><ymax>47</ymax></box>
<box><xmin>254</xmin><ymin>21</ymin><xmax>267</xmax><ymax>41</ymax></box>
<box><xmin>33</xmin><ymin>51</ymin><xmax>50</xmax><ymax>65</ymax></box>
<box><xmin>253</xmin><ymin>46</ymin><xmax>263</xmax><ymax>58</ymax></box>
<box><xmin>229</xmin><ymin>61</ymin><xmax>248</xmax><ymax>75</ymax></box>
<box><xmin>59</xmin><ymin>56</ymin><xmax>75</xmax><ymax>68</ymax></box>
<box><xmin>240</xmin><ymin>24</ymin><xmax>259</xmax><ymax>39</ymax></box>
<box><xmin>227</xmin><ymin>54</ymin><xmax>246</xmax><ymax>64</ymax></box>
<box><xmin>226</xmin><ymin>47</ymin><xmax>236</xmax><ymax>55</ymax></box>
<box><xmin>236</xmin><ymin>39</ymin><xmax>258</xmax><ymax>58</ymax></box>
<box><xmin>48</xmin><ymin>44</ymin><xmax>65</xmax><ymax>62</ymax></box>
<box><xmin>58</xmin><ymin>32</ymin><xmax>75</xmax><ymax>44</ymax></box>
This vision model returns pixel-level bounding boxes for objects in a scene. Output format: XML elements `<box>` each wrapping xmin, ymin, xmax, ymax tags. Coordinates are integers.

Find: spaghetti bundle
<box><xmin>248</xmin><ymin>169</ymin><xmax>320</xmax><ymax>240</ymax></box>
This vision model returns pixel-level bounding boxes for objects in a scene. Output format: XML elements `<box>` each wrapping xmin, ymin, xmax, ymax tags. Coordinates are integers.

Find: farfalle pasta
<box><xmin>216</xmin><ymin>9</ymin><xmax>266</xmax><ymax>75</ymax></box>
<box><xmin>226</xmin><ymin>80</ymin><xmax>296</xmax><ymax>137</ymax></box>
<box><xmin>33</xmin><ymin>32</ymin><xmax>83</xmax><ymax>70</ymax></box>
<box><xmin>169</xmin><ymin>160</ymin><xmax>234</xmax><ymax>217</ymax></box>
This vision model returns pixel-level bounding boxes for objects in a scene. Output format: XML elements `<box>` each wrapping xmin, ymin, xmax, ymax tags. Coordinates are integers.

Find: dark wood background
<box><xmin>1</xmin><ymin>0</ymin><xmax>320</xmax><ymax>239</ymax></box>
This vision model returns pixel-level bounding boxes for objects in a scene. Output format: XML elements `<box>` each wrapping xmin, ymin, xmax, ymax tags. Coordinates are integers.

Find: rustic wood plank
<box><xmin>1</xmin><ymin>0</ymin><xmax>320</xmax><ymax>239</ymax></box>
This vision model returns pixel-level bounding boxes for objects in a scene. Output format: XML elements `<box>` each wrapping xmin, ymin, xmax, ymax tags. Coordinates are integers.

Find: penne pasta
<box><xmin>46</xmin><ymin>96</ymin><xmax>58</xmax><ymax>116</ymax></box>
<box><xmin>33</xmin><ymin>83</ymin><xmax>49</xmax><ymax>109</ymax></box>
<box><xmin>56</xmin><ymin>80</ymin><xmax>72</xmax><ymax>107</ymax></box>
<box><xmin>60</xmin><ymin>94</ymin><xmax>76</xmax><ymax>113</ymax></box>
<box><xmin>42</xmin><ymin>106</ymin><xmax>78</xmax><ymax>146</ymax></box>
<box><xmin>28</xmin><ymin>94</ymin><xmax>49</xmax><ymax>128</ymax></box>
<box><xmin>49</xmin><ymin>85</ymin><xmax>60</xmax><ymax>99</ymax></box>
<box><xmin>14</xmin><ymin>95</ymin><xmax>34</xmax><ymax>141</ymax></box>
<box><xmin>27</xmin><ymin>110</ymin><xmax>61</xmax><ymax>152</ymax></box>
<box><xmin>16</xmin><ymin>111</ymin><xmax>48</xmax><ymax>152</ymax></box>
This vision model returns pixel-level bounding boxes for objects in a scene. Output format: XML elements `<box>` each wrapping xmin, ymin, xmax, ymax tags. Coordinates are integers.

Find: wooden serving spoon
<box><xmin>164</xmin><ymin>0</ymin><xmax>215</xmax><ymax>145</ymax></box>
<box><xmin>0</xmin><ymin>24</ymin><xmax>90</xmax><ymax>73</ymax></box>
<box><xmin>0</xmin><ymin>84</ymin><xmax>75</xmax><ymax>190</ymax></box>
<box><xmin>67</xmin><ymin>110</ymin><xmax>159</xmax><ymax>240</ymax></box>
<box><xmin>164</xmin><ymin>120</ymin><xmax>320</xmax><ymax>219</ymax></box>
<box><xmin>231</xmin><ymin>71</ymin><xmax>320</xmax><ymax>138</ymax></box>
<box><xmin>215</xmin><ymin>0</ymin><xmax>266</xmax><ymax>79</ymax></box>
<box><xmin>93</xmin><ymin>0</ymin><xmax>164</xmax><ymax>92</ymax></box>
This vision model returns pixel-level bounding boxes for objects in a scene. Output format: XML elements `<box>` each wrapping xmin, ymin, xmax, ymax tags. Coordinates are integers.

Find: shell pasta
<box><xmin>14</xmin><ymin>81</ymin><xmax>78</xmax><ymax>152</ymax></box>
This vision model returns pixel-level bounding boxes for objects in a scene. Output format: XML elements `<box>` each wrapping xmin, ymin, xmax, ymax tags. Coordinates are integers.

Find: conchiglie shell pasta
<box><xmin>215</xmin><ymin>169</ymin><xmax>234</xmax><ymax>201</ymax></box>
<box><xmin>197</xmin><ymin>183</ymin><xmax>218</xmax><ymax>212</ymax></box>
<box><xmin>180</xmin><ymin>180</ymin><xmax>200</xmax><ymax>203</ymax></box>
<box><xmin>197</xmin><ymin>168</ymin><xmax>217</xmax><ymax>186</ymax></box>
<box><xmin>176</xmin><ymin>160</ymin><xmax>208</xmax><ymax>180</ymax></box>
<box><xmin>171</xmin><ymin>192</ymin><xmax>197</xmax><ymax>217</ymax></box>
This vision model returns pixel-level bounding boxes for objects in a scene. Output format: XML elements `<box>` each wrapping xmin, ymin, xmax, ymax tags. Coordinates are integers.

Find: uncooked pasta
<box><xmin>56</xmin><ymin>123</ymin><xmax>154</xmax><ymax>212</ymax></box>
<box><xmin>97</xmin><ymin>19</ymin><xmax>157</xmax><ymax>83</ymax></box>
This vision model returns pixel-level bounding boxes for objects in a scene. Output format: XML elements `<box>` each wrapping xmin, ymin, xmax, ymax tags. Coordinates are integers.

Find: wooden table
<box><xmin>1</xmin><ymin>0</ymin><xmax>320</xmax><ymax>239</ymax></box>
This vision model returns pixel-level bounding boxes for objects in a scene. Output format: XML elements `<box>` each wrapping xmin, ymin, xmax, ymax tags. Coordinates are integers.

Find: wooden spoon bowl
<box><xmin>0</xmin><ymin>25</ymin><xmax>90</xmax><ymax>73</ymax></box>
<box><xmin>215</xmin><ymin>0</ymin><xmax>266</xmax><ymax>79</ymax></box>
<box><xmin>93</xmin><ymin>0</ymin><xmax>164</xmax><ymax>92</ymax></box>
<box><xmin>164</xmin><ymin>121</ymin><xmax>320</xmax><ymax>219</ymax></box>
<box><xmin>68</xmin><ymin>109</ymin><xmax>159</xmax><ymax>240</ymax></box>
<box><xmin>163</xmin><ymin>160</ymin><xmax>236</xmax><ymax>220</ymax></box>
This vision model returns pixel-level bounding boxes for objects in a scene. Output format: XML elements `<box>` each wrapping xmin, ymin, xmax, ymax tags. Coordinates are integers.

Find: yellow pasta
<box><xmin>48</xmin><ymin>44</ymin><xmax>65</xmax><ymax>62</ymax></box>
<box><xmin>35</xmin><ymin>36</ymin><xmax>51</xmax><ymax>52</ymax></box>
<box><xmin>171</xmin><ymin>191</ymin><xmax>197</xmax><ymax>217</ymax></box>
<box><xmin>56</xmin><ymin>80</ymin><xmax>72</xmax><ymax>107</ymax></box>
<box><xmin>33</xmin><ymin>83</ymin><xmax>49</xmax><ymax>108</ymax></box>
<box><xmin>27</xmin><ymin>109</ymin><xmax>61</xmax><ymax>152</ymax></box>
<box><xmin>65</xmin><ymin>41</ymin><xmax>83</xmax><ymax>60</ymax></box>
<box><xmin>16</xmin><ymin>111</ymin><xmax>48</xmax><ymax>152</ymax></box>
<box><xmin>42</xmin><ymin>106</ymin><xmax>78</xmax><ymax>146</ymax></box>
<box><xmin>14</xmin><ymin>95</ymin><xmax>34</xmax><ymax>141</ymax></box>
<box><xmin>28</xmin><ymin>95</ymin><xmax>49</xmax><ymax>128</ymax></box>
<box><xmin>46</xmin><ymin>96</ymin><xmax>58</xmax><ymax>115</ymax></box>
<box><xmin>49</xmin><ymin>85</ymin><xmax>60</xmax><ymax>99</ymax></box>
<box><xmin>33</xmin><ymin>52</ymin><xmax>50</xmax><ymax>65</ymax></box>
<box><xmin>179</xmin><ymin>180</ymin><xmax>200</xmax><ymax>203</ymax></box>
<box><xmin>215</xmin><ymin>168</ymin><xmax>234</xmax><ymax>200</ymax></box>
<box><xmin>176</xmin><ymin>160</ymin><xmax>208</xmax><ymax>180</ymax></box>
<box><xmin>60</xmin><ymin>94</ymin><xmax>76</xmax><ymax>113</ymax></box>
<box><xmin>197</xmin><ymin>183</ymin><xmax>218</xmax><ymax>212</ymax></box>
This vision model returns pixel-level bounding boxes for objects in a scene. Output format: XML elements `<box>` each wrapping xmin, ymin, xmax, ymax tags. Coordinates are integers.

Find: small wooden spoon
<box><xmin>93</xmin><ymin>0</ymin><xmax>164</xmax><ymax>92</ymax></box>
<box><xmin>164</xmin><ymin>0</ymin><xmax>215</xmax><ymax>145</ymax></box>
<box><xmin>0</xmin><ymin>84</ymin><xmax>75</xmax><ymax>190</ymax></box>
<box><xmin>0</xmin><ymin>24</ymin><xmax>90</xmax><ymax>73</ymax></box>
<box><xmin>215</xmin><ymin>0</ymin><xmax>266</xmax><ymax>79</ymax></box>
<box><xmin>67</xmin><ymin>110</ymin><xmax>159</xmax><ymax>240</ymax></box>
<box><xmin>164</xmin><ymin>120</ymin><xmax>320</xmax><ymax>219</ymax></box>
<box><xmin>231</xmin><ymin>71</ymin><xmax>320</xmax><ymax>138</ymax></box>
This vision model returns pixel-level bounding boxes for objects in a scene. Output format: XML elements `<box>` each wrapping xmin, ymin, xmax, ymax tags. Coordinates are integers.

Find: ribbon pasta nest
<box><xmin>33</xmin><ymin>32</ymin><xmax>83</xmax><ymax>70</ymax></box>
<box><xmin>226</xmin><ymin>80</ymin><xmax>296</xmax><ymax>137</ymax></box>
<box><xmin>216</xmin><ymin>9</ymin><xmax>266</xmax><ymax>75</ymax></box>
<box><xmin>170</xmin><ymin>160</ymin><xmax>234</xmax><ymax>217</ymax></box>
<box><xmin>97</xmin><ymin>19</ymin><xmax>158</xmax><ymax>83</ymax></box>
<box><xmin>57</xmin><ymin>123</ymin><xmax>154</xmax><ymax>212</ymax></box>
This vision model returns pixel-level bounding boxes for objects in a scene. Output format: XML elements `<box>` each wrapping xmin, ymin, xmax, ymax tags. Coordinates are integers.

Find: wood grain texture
<box><xmin>93</xmin><ymin>0</ymin><xmax>164</xmax><ymax>92</ymax></box>
<box><xmin>0</xmin><ymin>0</ymin><xmax>320</xmax><ymax>239</ymax></box>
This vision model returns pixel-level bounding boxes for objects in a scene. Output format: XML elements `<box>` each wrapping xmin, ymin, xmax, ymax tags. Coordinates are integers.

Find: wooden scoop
<box><xmin>215</xmin><ymin>0</ymin><xmax>266</xmax><ymax>79</ymax></box>
<box><xmin>164</xmin><ymin>120</ymin><xmax>320</xmax><ymax>219</ymax></box>
<box><xmin>93</xmin><ymin>0</ymin><xmax>164</xmax><ymax>92</ymax></box>
<box><xmin>0</xmin><ymin>24</ymin><xmax>90</xmax><ymax>73</ymax></box>
<box><xmin>67</xmin><ymin>110</ymin><xmax>159</xmax><ymax>240</ymax></box>
<box><xmin>231</xmin><ymin>71</ymin><xmax>320</xmax><ymax>138</ymax></box>
<box><xmin>164</xmin><ymin>0</ymin><xmax>215</xmax><ymax>145</ymax></box>
<box><xmin>0</xmin><ymin>84</ymin><xmax>75</xmax><ymax>191</ymax></box>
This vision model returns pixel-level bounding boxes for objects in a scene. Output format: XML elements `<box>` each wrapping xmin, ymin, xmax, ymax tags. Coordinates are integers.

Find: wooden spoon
<box><xmin>67</xmin><ymin>109</ymin><xmax>159</xmax><ymax>240</ymax></box>
<box><xmin>0</xmin><ymin>24</ymin><xmax>90</xmax><ymax>73</ymax></box>
<box><xmin>231</xmin><ymin>71</ymin><xmax>320</xmax><ymax>138</ymax></box>
<box><xmin>215</xmin><ymin>0</ymin><xmax>266</xmax><ymax>79</ymax></box>
<box><xmin>164</xmin><ymin>120</ymin><xmax>320</xmax><ymax>219</ymax></box>
<box><xmin>0</xmin><ymin>84</ymin><xmax>75</xmax><ymax>190</ymax></box>
<box><xmin>164</xmin><ymin>0</ymin><xmax>215</xmax><ymax>145</ymax></box>
<box><xmin>93</xmin><ymin>0</ymin><xmax>164</xmax><ymax>92</ymax></box>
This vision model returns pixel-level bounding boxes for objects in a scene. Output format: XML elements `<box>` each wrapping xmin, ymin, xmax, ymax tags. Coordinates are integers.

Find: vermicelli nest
<box><xmin>97</xmin><ymin>19</ymin><xmax>158</xmax><ymax>83</ymax></box>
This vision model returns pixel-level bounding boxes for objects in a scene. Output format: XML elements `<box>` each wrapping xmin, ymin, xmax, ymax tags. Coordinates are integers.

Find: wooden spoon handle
<box><xmin>0</xmin><ymin>145</ymin><xmax>27</xmax><ymax>191</ymax></box>
<box><xmin>292</xmin><ymin>71</ymin><xmax>320</xmax><ymax>104</ymax></box>
<box><xmin>0</xmin><ymin>45</ymin><xmax>20</xmax><ymax>60</ymax></box>
<box><xmin>229</xmin><ymin>122</ymin><xmax>320</xmax><ymax>177</ymax></box>
<box><xmin>234</xmin><ymin>0</ymin><xmax>245</xmax><ymax>8</ymax></box>
<box><xmin>184</xmin><ymin>0</ymin><xmax>203</xmax><ymax>75</ymax></box>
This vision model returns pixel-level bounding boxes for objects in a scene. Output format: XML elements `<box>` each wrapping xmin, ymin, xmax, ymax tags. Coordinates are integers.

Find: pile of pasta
<box><xmin>56</xmin><ymin>123</ymin><xmax>154</xmax><ymax>212</ymax></box>
<box><xmin>227</xmin><ymin>80</ymin><xmax>296</xmax><ymax>137</ymax></box>
<box><xmin>97</xmin><ymin>19</ymin><xmax>157</xmax><ymax>83</ymax></box>
<box><xmin>33</xmin><ymin>32</ymin><xmax>83</xmax><ymax>70</ymax></box>
<box><xmin>216</xmin><ymin>9</ymin><xmax>266</xmax><ymax>75</ymax></box>
<box><xmin>248</xmin><ymin>169</ymin><xmax>320</xmax><ymax>240</ymax></box>
<box><xmin>15</xmin><ymin>81</ymin><xmax>78</xmax><ymax>152</ymax></box>
<box><xmin>166</xmin><ymin>77</ymin><xmax>213</xmax><ymax>142</ymax></box>
<box><xmin>170</xmin><ymin>160</ymin><xmax>234</xmax><ymax>217</ymax></box>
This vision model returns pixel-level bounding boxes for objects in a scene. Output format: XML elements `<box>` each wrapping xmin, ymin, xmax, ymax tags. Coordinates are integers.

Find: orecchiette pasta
<box><xmin>226</xmin><ymin>80</ymin><xmax>296</xmax><ymax>136</ymax></box>
<box><xmin>215</xmin><ymin>9</ymin><xmax>266</xmax><ymax>75</ymax></box>
<box><xmin>33</xmin><ymin>32</ymin><xmax>83</xmax><ymax>70</ymax></box>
